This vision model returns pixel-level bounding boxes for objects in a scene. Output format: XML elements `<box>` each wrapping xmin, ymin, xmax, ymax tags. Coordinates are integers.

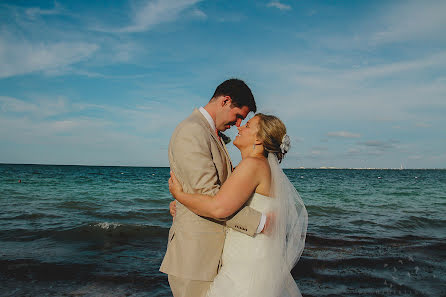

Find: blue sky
<box><xmin>1</xmin><ymin>0</ymin><xmax>445</xmax><ymax>168</ymax></box>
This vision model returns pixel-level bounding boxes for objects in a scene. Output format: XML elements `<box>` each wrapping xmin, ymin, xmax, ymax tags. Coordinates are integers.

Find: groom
<box><xmin>160</xmin><ymin>79</ymin><xmax>267</xmax><ymax>297</ymax></box>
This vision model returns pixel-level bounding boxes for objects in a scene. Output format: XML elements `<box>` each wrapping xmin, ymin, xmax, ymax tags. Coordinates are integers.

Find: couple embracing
<box><xmin>160</xmin><ymin>79</ymin><xmax>308</xmax><ymax>297</ymax></box>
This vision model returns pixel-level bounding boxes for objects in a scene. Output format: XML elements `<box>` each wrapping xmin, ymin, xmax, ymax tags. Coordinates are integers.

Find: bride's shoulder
<box><xmin>236</xmin><ymin>157</ymin><xmax>270</xmax><ymax>173</ymax></box>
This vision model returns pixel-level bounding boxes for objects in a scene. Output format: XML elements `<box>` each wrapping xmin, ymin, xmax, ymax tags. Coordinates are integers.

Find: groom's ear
<box><xmin>221</xmin><ymin>96</ymin><xmax>232</xmax><ymax>107</ymax></box>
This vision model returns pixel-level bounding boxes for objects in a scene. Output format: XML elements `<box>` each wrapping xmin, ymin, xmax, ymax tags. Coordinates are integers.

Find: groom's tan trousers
<box><xmin>168</xmin><ymin>274</ymin><xmax>211</xmax><ymax>297</ymax></box>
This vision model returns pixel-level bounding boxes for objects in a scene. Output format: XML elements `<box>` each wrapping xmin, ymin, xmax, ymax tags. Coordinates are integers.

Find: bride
<box><xmin>168</xmin><ymin>113</ymin><xmax>308</xmax><ymax>297</ymax></box>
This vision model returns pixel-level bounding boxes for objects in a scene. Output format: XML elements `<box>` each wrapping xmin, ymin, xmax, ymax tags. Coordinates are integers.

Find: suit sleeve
<box><xmin>226</xmin><ymin>206</ymin><xmax>262</xmax><ymax>237</ymax></box>
<box><xmin>170</xmin><ymin>123</ymin><xmax>261</xmax><ymax>237</ymax></box>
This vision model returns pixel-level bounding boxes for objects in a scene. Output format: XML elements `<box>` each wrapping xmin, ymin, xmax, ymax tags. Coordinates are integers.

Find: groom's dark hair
<box><xmin>211</xmin><ymin>78</ymin><xmax>257</xmax><ymax>113</ymax></box>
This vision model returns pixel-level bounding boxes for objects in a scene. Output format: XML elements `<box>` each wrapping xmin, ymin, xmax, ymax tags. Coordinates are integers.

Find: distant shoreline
<box><xmin>284</xmin><ymin>167</ymin><xmax>446</xmax><ymax>170</ymax></box>
<box><xmin>1</xmin><ymin>163</ymin><xmax>445</xmax><ymax>170</ymax></box>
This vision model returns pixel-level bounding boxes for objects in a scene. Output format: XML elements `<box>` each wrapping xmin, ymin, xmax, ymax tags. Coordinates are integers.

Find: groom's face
<box><xmin>217</xmin><ymin>97</ymin><xmax>250</xmax><ymax>131</ymax></box>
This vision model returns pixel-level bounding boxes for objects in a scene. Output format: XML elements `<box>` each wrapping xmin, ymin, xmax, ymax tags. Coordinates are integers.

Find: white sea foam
<box><xmin>93</xmin><ymin>222</ymin><xmax>122</xmax><ymax>230</ymax></box>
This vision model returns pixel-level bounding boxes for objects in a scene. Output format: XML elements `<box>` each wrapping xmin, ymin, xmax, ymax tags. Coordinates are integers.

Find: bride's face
<box><xmin>233</xmin><ymin>116</ymin><xmax>261</xmax><ymax>149</ymax></box>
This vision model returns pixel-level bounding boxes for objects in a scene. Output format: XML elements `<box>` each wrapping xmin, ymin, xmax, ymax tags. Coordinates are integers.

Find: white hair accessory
<box><xmin>280</xmin><ymin>134</ymin><xmax>291</xmax><ymax>154</ymax></box>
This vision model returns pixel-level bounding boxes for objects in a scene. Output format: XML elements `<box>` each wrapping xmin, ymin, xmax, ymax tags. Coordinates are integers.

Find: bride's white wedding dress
<box><xmin>206</xmin><ymin>154</ymin><xmax>308</xmax><ymax>297</ymax></box>
<box><xmin>207</xmin><ymin>193</ymin><xmax>287</xmax><ymax>297</ymax></box>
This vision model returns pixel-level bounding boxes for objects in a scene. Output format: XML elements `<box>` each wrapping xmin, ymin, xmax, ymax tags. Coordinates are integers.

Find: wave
<box><xmin>0</xmin><ymin>222</ymin><xmax>170</xmax><ymax>243</ymax></box>
<box><xmin>1</xmin><ymin>232</ymin><xmax>444</xmax><ymax>297</ymax></box>
<box><xmin>91</xmin><ymin>209</ymin><xmax>171</xmax><ymax>222</ymax></box>
<box><xmin>1</xmin><ymin>256</ymin><xmax>434</xmax><ymax>297</ymax></box>
<box><xmin>392</xmin><ymin>216</ymin><xmax>446</xmax><ymax>229</ymax></box>
<box><xmin>306</xmin><ymin>205</ymin><xmax>354</xmax><ymax>216</ymax></box>
<box><xmin>383</xmin><ymin>190</ymin><xmax>423</xmax><ymax>197</ymax></box>
<box><xmin>292</xmin><ymin>255</ymin><xmax>433</xmax><ymax>297</ymax></box>
<box><xmin>52</xmin><ymin>222</ymin><xmax>169</xmax><ymax>243</ymax></box>
<box><xmin>305</xmin><ymin>233</ymin><xmax>442</xmax><ymax>248</ymax></box>
<box><xmin>0</xmin><ymin>258</ymin><xmax>95</xmax><ymax>282</ymax></box>
<box><xmin>58</xmin><ymin>200</ymin><xmax>102</xmax><ymax>211</ymax></box>
<box><xmin>306</xmin><ymin>234</ymin><xmax>374</xmax><ymax>247</ymax></box>
<box><xmin>0</xmin><ymin>258</ymin><xmax>168</xmax><ymax>287</ymax></box>
<box><xmin>406</xmin><ymin>241</ymin><xmax>446</xmax><ymax>256</ymax></box>
<box><xmin>295</xmin><ymin>255</ymin><xmax>421</xmax><ymax>271</ymax></box>
<box><xmin>0</xmin><ymin>213</ymin><xmax>63</xmax><ymax>220</ymax></box>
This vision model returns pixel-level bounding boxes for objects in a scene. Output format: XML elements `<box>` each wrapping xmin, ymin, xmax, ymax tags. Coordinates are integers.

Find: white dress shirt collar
<box><xmin>199</xmin><ymin>107</ymin><xmax>216</xmax><ymax>132</ymax></box>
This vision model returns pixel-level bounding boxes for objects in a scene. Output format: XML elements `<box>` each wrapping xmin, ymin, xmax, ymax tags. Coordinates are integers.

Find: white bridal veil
<box><xmin>258</xmin><ymin>153</ymin><xmax>308</xmax><ymax>297</ymax></box>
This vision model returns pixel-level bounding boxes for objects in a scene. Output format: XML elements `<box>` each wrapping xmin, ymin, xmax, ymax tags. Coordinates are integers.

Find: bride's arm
<box><xmin>169</xmin><ymin>158</ymin><xmax>262</xmax><ymax>219</ymax></box>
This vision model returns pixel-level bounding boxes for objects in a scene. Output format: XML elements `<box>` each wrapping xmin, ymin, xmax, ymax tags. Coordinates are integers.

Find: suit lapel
<box><xmin>220</xmin><ymin>140</ymin><xmax>233</xmax><ymax>173</ymax></box>
<box><xmin>193</xmin><ymin>109</ymin><xmax>233</xmax><ymax>175</ymax></box>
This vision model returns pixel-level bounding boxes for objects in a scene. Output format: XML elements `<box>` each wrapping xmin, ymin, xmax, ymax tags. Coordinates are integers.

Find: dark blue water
<box><xmin>1</xmin><ymin>164</ymin><xmax>445</xmax><ymax>296</ymax></box>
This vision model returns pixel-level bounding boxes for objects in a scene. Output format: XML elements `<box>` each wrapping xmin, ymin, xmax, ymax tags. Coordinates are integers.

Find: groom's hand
<box><xmin>169</xmin><ymin>200</ymin><xmax>177</xmax><ymax>220</ymax></box>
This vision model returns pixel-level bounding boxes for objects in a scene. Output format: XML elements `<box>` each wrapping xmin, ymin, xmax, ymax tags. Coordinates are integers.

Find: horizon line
<box><xmin>1</xmin><ymin>163</ymin><xmax>445</xmax><ymax>170</ymax></box>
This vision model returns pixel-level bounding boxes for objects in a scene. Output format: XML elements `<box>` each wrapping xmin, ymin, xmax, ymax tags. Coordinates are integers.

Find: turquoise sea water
<box><xmin>1</xmin><ymin>164</ymin><xmax>445</xmax><ymax>296</ymax></box>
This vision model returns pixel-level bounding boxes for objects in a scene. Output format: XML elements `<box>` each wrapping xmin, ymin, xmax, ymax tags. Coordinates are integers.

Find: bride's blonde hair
<box><xmin>256</xmin><ymin>113</ymin><xmax>287</xmax><ymax>163</ymax></box>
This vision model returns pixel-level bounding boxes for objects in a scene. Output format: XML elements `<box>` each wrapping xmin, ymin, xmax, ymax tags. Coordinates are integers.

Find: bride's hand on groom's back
<box><xmin>261</xmin><ymin>212</ymin><xmax>276</xmax><ymax>235</ymax></box>
<box><xmin>169</xmin><ymin>200</ymin><xmax>176</xmax><ymax>220</ymax></box>
<box><xmin>168</xmin><ymin>171</ymin><xmax>183</xmax><ymax>221</ymax></box>
<box><xmin>168</xmin><ymin>171</ymin><xmax>183</xmax><ymax>198</ymax></box>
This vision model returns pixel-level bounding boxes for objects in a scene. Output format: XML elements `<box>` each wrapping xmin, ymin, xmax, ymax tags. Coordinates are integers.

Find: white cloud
<box><xmin>0</xmin><ymin>35</ymin><xmax>98</xmax><ymax>78</ymax></box>
<box><xmin>310</xmin><ymin>150</ymin><xmax>323</xmax><ymax>156</ymax></box>
<box><xmin>0</xmin><ymin>96</ymin><xmax>39</xmax><ymax>114</ymax></box>
<box><xmin>358</xmin><ymin>140</ymin><xmax>396</xmax><ymax>150</ymax></box>
<box><xmin>301</xmin><ymin>1</ymin><xmax>446</xmax><ymax>51</ymax></box>
<box><xmin>327</xmin><ymin>131</ymin><xmax>361</xmax><ymax>138</ymax></box>
<box><xmin>341</xmin><ymin>51</ymin><xmax>446</xmax><ymax>81</ymax></box>
<box><xmin>408</xmin><ymin>155</ymin><xmax>423</xmax><ymax>160</ymax></box>
<box><xmin>252</xmin><ymin>50</ymin><xmax>446</xmax><ymax>124</ymax></box>
<box><xmin>216</xmin><ymin>13</ymin><xmax>244</xmax><ymax>23</ymax></box>
<box><xmin>0</xmin><ymin>96</ymin><xmax>69</xmax><ymax>118</ymax></box>
<box><xmin>0</xmin><ymin>95</ymin><xmax>186</xmax><ymax>165</ymax></box>
<box><xmin>190</xmin><ymin>8</ymin><xmax>207</xmax><ymax>19</ymax></box>
<box><xmin>108</xmin><ymin>42</ymin><xmax>141</xmax><ymax>63</ymax></box>
<box><xmin>284</xmin><ymin>51</ymin><xmax>446</xmax><ymax>88</ymax></box>
<box><xmin>103</xmin><ymin>0</ymin><xmax>202</xmax><ymax>33</ymax></box>
<box><xmin>347</xmin><ymin>148</ymin><xmax>361</xmax><ymax>154</ymax></box>
<box><xmin>0</xmin><ymin>3</ymin><xmax>144</xmax><ymax>79</ymax></box>
<box><xmin>267</xmin><ymin>1</ymin><xmax>291</xmax><ymax>11</ymax></box>
<box><xmin>415</xmin><ymin>122</ymin><xmax>431</xmax><ymax>128</ymax></box>
<box><xmin>25</xmin><ymin>2</ymin><xmax>64</xmax><ymax>18</ymax></box>
<box><xmin>370</xmin><ymin>1</ymin><xmax>446</xmax><ymax>44</ymax></box>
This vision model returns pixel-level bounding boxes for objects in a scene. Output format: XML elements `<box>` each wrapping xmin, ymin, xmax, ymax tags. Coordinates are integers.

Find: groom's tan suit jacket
<box><xmin>160</xmin><ymin>109</ymin><xmax>262</xmax><ymax>283</ymax></box>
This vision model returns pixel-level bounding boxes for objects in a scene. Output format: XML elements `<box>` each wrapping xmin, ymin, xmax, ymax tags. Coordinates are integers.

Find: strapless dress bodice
<box><xmin>244</xmin><ymin>192</ymin><xmax>275</xmax><ymax>213</ymax></box>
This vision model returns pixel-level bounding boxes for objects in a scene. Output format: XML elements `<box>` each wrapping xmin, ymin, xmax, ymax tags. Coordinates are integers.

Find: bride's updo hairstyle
<box><xmin>256</xmin><ymin>113</ymin><xmax>287</xmax><ymax>163</ymax></box>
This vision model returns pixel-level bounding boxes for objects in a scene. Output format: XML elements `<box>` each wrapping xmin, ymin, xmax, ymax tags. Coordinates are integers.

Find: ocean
<box><xmin>0</xmin><ymin>164</ymin><xmax>445</xmax><ymax>297</ymax></box>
